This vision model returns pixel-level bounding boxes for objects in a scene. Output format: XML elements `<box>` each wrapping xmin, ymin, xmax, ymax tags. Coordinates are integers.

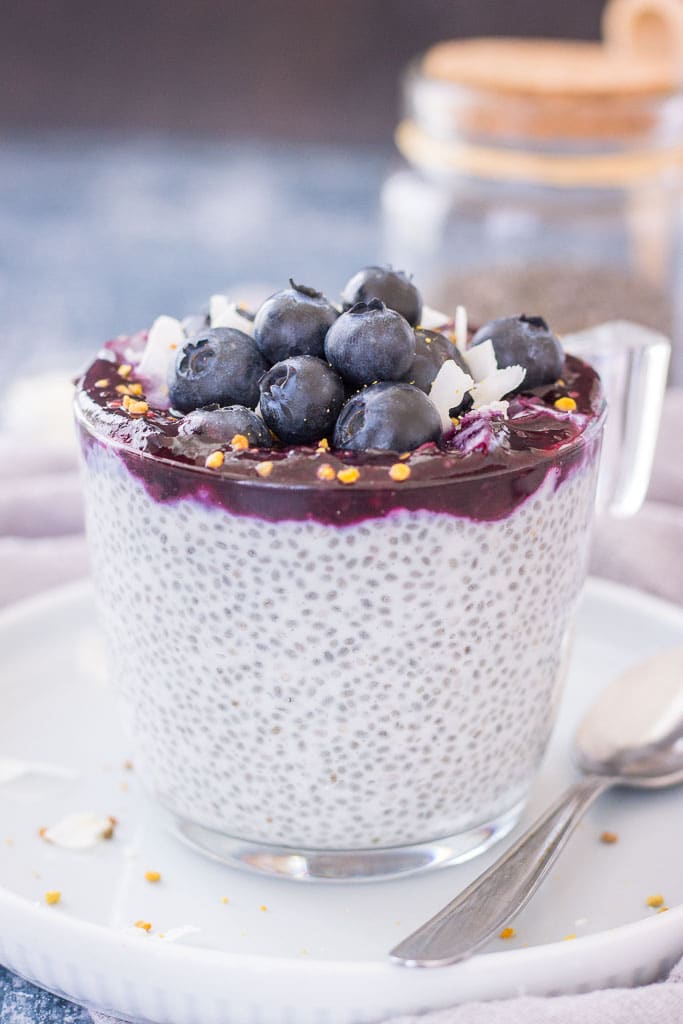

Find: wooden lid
<box><xmin>422</xmin><ymin>38</ymin><xmax>678</xmax><ymax>97</ymax></box>
<box><xmin>603</xmin><ymin>0</ymin><xmax>683</xmax><ymax>65</ymax></box>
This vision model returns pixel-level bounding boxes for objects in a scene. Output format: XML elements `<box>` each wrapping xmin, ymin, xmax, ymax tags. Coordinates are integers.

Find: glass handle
<box><xmin>563</xmin><ymin>321</ymin><xmax>670</xmax><ymax>518</ymax></box>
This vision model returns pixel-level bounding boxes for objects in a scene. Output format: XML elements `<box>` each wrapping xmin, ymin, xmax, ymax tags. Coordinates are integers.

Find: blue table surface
<box><xmin>0</xmin><ymin>134</ymin><xmax>387</xmax><ymax>1022</ymax></box>
<box><xmin>2</xmin><ymin>135</ymin><xmax>387</xmax><ymax>388</ymax></box>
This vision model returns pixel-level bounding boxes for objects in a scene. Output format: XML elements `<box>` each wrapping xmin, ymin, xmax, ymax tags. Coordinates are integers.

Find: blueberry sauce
<box><xmin>75</xmin><ymin>340</ymin><xmax>604</xmax><ymax>525</ymax></box>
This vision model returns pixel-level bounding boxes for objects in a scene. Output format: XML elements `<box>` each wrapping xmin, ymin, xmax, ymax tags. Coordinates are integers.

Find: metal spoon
<box><xmin>390</xmin><ymin>647</ymin><xmax>683</xmax><ymax>967</ymax></box>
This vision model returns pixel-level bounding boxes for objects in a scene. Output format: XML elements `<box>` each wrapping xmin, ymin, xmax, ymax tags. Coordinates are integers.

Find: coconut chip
<box><xmin>136</xmin><ymin>315</ymin><xmax>185</xmax><ymax>405</ymax></box>
<box><xmin>454</xmin><ymin>305</ymin><xmax>468</xmax><ymax>355</ymax></box>
<box><xmin>155</xmin><ymin>925</ymin><xmax>201</xmax><ymax>943</ymax></box>
<box><xmin>41</xmin><ymin>812</ymin><xmax>116</xmax><ymax>849</ymax></box>
<box><xmin>428</xmin><ymin>360</ymin><xmax>474</xmax><ymax>432</ymax></box>
<box><xmin>209</xmin><ymin>295</ymin><xmax>255</xmax><ymax>336</ymax></box>
<box><xmin>464</xmin><ymin>338</ymin><xmax>497</xmax><ymax>382</ymax></box>
<box><xmin>0</xmin><ymin>758</ymin><xmax>77</xmax><ymax>785</ymax></box>
<box><xmin>419</xmin><ymin>305</ymin><xmax>450</xmax><ymax>331</ymax></box>
<box><xmin>471</xmin><ymin>365</ymin><xmax>526</xmax><ymax>410</ymax></box>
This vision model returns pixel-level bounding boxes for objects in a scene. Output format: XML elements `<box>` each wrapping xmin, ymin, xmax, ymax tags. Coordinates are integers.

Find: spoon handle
<box><xmin>390</xmin><ymin>775</ymin><xmax>612</xmax><ymax>967</ymax></box>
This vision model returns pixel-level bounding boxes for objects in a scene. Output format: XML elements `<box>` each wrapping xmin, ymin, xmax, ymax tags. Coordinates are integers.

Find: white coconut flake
<box><xmin>209</xmin><ymin>295</ymin><xmax>255</xmax><ymax>336</ymax></box>
<box><xmin>419</xmin><ymin>305</ymin><xmax>450</xmax><ymax>330</ymax></box>
<box><xmin>454</xmin><ymin>305</ymin><xmax>468</xmax><ymax>356</ymax></box>
<box><xmin>209</xmin><ymin>293</ymin><xmax>230</xmax><ymax>323</ymax></box>
<box><xmin>428</xmin><ymin>360</ymin><xmax>474</xmax><ymax>432</ymax></box>
<box><xmin>471</xmin><ymin>365</ymin><xmax>526</xmax><ymax>409</ymax></box>
<box><xmin>464</xmin><ymin>339</ymin><xmax>497</xmax><ymax>382</ymax></box>
<box><xmin>0</xmin><ymin>758</ymin><xmax>77</xmax><ymax>785</ymax></box>
<box><xmin>155</xmin><ymin>925</ymin><xmax>201</xmax><ymax>943</ymax></box>
<box><xmin>137</xmin><ymin>315</ymin><xmax>185</xmax><ymax>405</ymax></box>
<box><xmin>474</xmin><ymin>400</ymin><xmax>510</xmax><ymax>419</ymax></box>
<box><xmin>42</xmin><ymin>812</ymin><xmax>115</xmax><ymax>849</ymax></box>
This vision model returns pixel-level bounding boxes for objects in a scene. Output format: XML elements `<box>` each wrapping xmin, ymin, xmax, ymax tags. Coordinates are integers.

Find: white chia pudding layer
<box><xmin>81</xmin><ymin>440</ymin><xmax>600</xmax><ymax>850</ymax></box>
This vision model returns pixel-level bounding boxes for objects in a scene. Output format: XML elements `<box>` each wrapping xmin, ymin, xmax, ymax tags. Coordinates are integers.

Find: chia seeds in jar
<box><xmin>382</xmin><ymin>35</ymin><xmax>683</xmax><ymax>381</ymax></box>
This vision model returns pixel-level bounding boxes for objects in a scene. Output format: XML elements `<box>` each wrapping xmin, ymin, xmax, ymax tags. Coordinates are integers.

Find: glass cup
<box><xmin>75</xmin><ymin>326</ymin><xmax>667</xmax><ymax>881</ymax></box>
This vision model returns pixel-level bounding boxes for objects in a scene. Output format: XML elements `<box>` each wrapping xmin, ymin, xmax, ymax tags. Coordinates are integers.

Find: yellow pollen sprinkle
<box><xmin>205</xmin><ymin>450</ymin><xmax>225</xmax><ymax>470</ymax></box>
<box><xmin>259</xmin><ymin>904</ymin><xmax>268</xmax><ymax>912</ymax></box>
<box><xmin>499</xmin><ymin>927</ymin><xmax>515</xmax><ymax>940</ymax></box>
<box><xmin>94</xmin><ymin>378</ymin><xmax>110</xmax><ymax>388</ymax></box>
<box><xmin>44</xmin><ymin>890</ymin><xmax>61</xmax><ymax>905</ymax></box>
<box><xmin>144</xmin><ymin>871</ymin><xmax>161</xmax><ymax>883</ymax></box>
<box><xmin>337</xmin><ymin>467</ymin><xmax>360</xmax><ymax>485</ymax></box>
<box><xmin>118</xmin><ymin>364</ymin><xmax>132</xmax><ymax>378</ymax></box>
<box><xmin>230</xmin><ymin>433</ymin><xmax>249</xmax><ymax>451</ymax></box>
<box><xmin>128</xmin><ymin>382</ymin><xmax>144</xmax><ymax>396</ymax></box>
<box><xmin>600</xmin><ymin>830</ymin><xmax>618</xmax><ymax>844</ymax></box>
<box><xmin>115</xmin><ymin>383</ymin><xmax>133</xmax><ymax>395</ymax></box>
<box><xmin>169</xmin><ymin>342</ymin><xmax>177</xmax><ymax>350</ymax></box>
<box><xmin>563</xmin><ymin>933</ymin><xmax>576</xmax><ymax>941</ymax></box>
<box><xmin>255</xmin><ymin>461</ymin><xmax>273</xmax><ymax>478</ymax></box>
<box><xmin>554</xmin><ymin>396</ymin><xmax>577</xmax><ymax>412</ymax></box>
<box><xmin>399</xmin><ymin>451</ymin><xmax>411</xmax><ymax>460</ymax></box>
<box><xmin>647</xmin><ymin>894</ymin><xmax>664</xmax><ymax>908</ymax></box>
<box><xmin>317</xmin><ymin>438</ymin><xmax>330</xmax><ymax>451</ymax></box>
<box><xmin>450</xmin><ymin>416</ymin><xmax>460</xmax><ymax>428</ymax></box>
<box><xmin>389</xmin><ymin>463</ymin><xmax>411</xmax><ymax>482</ymax></box>
<box><xmin>135</xmin><ymin>920</ymin><xmax>152</xmax><ymax>932</ymax></box>
<box><xmin>317</xmin><ymin>463</ymin><xmax>336</xmax><ymax>481</ymax></box>
<box><xmin>122</xmin><ymin>395</ymin><xmax>149</xmax><ymax>415</ymax></box>
<box><xmin>221</xmin><ymin>896</ymin><xmax>229</xmax><ymax>904</ymax></box>
<box><xmin>658</xmin><ymin>906</ymin><xmax>669</xmax><ymax>913</ymax></box>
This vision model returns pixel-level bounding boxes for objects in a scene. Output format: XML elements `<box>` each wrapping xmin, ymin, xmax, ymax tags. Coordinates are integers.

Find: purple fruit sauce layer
<box><xmin>75</xmin><ymin>342</ymin><xmax>604</xmax><ymax>525</ymax></box>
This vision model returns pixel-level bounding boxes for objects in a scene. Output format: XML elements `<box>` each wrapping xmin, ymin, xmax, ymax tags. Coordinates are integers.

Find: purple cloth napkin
<box><xmin>0</xmin><ymin>389</ymin><xmax>681</xmax><ymax>1024</ymax></box>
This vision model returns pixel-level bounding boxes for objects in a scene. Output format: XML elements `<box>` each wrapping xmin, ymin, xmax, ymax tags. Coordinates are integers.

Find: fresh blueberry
<box><xmin>470</xmin><ymin>315</ymin><xmax>563</xmax><ymax>391</ymax></box>
<box><xmin>178</xmin><ymin>406</ymin><xmax>271</xmax><ymax>448</ymax></box>
<box><xmin>333</xmin><ymin>382</ymin><xmax>442</xmax><ymax>452</ymax></box>
<box><xmin>324</xmin><ymin>299</ymin><xmax>416</xmax><ymax>386</ymax></box>
<box><xmin>253</xmin><ymin>280</ymin><xmax>339</xmax><ymax>363</ymax></box>
<box><xmin>259</xmin><ymin>355</ymin><xmax>345</xmax><ymax>446</ymax></box>
<box><xmin>341</xmin><ymin>266</ymin><xmax>422</xmax><ymax>326</ymax></box>
<box><xmin>403</xmin><ymin>328</ymin><xmax>469</xmax><ymax>393</ymax></box>
<box><xmin>168</xmin><ymin>327</ymin><xmax>268</xmax><ymax>413</ymax></box>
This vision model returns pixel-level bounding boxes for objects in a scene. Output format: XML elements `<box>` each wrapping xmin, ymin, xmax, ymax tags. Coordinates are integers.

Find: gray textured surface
<box><xmin>0</xmin><ymin>133</ymin><xmax>386</xmax><ymax>1023</ymax></box>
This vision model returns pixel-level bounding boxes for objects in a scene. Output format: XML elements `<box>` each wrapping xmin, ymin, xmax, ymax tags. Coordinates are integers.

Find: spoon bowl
<box><xmin>575</xmin><ymin>647</ymin><xmax>683</xmax><ymax>784</ymax></box>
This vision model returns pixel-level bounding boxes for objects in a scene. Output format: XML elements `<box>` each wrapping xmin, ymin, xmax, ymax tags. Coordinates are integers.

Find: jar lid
<box><xmin>422</xmin><ymin>38</ymin><xmax>678</xmax><ymax>98</ymax></box>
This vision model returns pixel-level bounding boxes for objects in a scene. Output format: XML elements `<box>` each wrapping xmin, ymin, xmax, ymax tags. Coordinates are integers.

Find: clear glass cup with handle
<box><xmin>75</xmin><ymin>320</ymin><xmax>670</xmax><ymax>881</ymax></box>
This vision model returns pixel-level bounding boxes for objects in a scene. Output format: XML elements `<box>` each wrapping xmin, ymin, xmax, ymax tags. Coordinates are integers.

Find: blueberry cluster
<box><xmin>167</xmin><ymin>267</ymin><xmax>564</xmax><ymax>456</ymax></box>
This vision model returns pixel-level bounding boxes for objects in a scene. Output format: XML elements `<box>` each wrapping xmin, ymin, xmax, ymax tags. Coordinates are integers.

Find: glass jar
<box><xmin>381</xmin><ymin>38</ymin><xmax>683</xmax><ymax>382</ymax></box>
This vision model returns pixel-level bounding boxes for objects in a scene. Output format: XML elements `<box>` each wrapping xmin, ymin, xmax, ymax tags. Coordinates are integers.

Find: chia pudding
<box><xmin>75</xmin><ymin>269</ymin><xmax>605</xmax><ymax>877</ymax></box>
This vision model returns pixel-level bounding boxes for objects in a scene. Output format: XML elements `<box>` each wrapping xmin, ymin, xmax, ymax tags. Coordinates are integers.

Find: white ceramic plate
<box><xmin>0</xmin><ymin>579</ymin><xmax>682</xmax><ymax>1024</ymax></box>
